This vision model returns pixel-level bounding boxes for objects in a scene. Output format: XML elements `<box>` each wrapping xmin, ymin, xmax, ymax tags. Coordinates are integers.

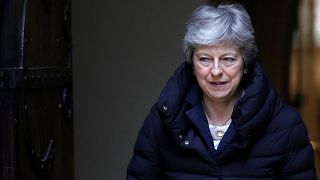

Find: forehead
<box><xmin>194</xmin><ymin>43</ymin><xmax>240</xmax><ymax>55</ymax></box>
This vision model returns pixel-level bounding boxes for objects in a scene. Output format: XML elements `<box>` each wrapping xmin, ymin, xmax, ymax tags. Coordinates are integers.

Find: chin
<box><xmin>208</xmin><ymin>91</ymin><xmax>234</xmax><ymax>100</ymax></box>
<box><xmin>208</xmin><ymin>93</ymin><xmax>228</xmax><ymax>100</ymax></box>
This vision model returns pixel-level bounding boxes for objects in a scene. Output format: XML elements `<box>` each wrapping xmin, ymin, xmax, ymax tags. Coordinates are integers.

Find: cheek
<box><xmin>194</xmin><ymin>67</ymin><xmax>208</xmax><ymax>81</ymax></box>
<box><xmin>230</xmin><ymin>71</ymin><xmax>243</xmax><ymax>85</ymax></box>
<box><xmin>194</xmin><ymin>64</ymin><xmax>208</xmax><ymax>75</ymax></box>
<box><xmin>194</xmin><ymin>71</ymin><xmax>206</xmax><ymax>89</ymax></box>
<box><xmin>229</xmin><ymin>64</ymin><xmax>244</xmax><ymax>79</ymax></box>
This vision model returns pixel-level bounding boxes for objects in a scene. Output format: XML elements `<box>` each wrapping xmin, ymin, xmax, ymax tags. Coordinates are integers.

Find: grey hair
<box><xmin>183</xmin><ymin>3</ymin><xmax>258</xmax><ymax>65</ymax></box>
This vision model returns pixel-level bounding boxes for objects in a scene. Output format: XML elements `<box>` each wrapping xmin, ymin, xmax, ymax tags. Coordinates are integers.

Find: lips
<box><xmin>211</xmin><ymin>81</ymin><xmax>227</xmax><ymax>85</ymax></box>
<box><xmin>208</xmin><ymin>81</ymin><xmax>228</xmax><ymax>89</ymax></box>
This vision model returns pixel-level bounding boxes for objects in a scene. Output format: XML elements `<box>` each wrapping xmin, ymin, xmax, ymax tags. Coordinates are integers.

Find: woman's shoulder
<box><xmin>268</xmin><ymin>103</ymin><xmax>307</xmax><ymax>133</ymax></box>
<box><xmin>262</xmin><ymin>103</ymin><xmax>312</xmax><ymax>153</ymax></box>
<box><xmin>156</xmin><ymin>62</ymin><xmax>195</xmax><ymax>120</ymax></box>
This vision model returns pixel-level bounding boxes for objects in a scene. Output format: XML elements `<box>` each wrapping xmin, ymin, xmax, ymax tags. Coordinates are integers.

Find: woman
<box><xmin>127</xmin><ymin>3</ymin><xmax>317</xmax><ymax>179</ymax></box>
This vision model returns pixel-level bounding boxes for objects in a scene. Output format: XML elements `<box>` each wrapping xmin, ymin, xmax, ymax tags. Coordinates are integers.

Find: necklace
<box><xmin>202</xmin><ymin>101</ymin><xmax>232</xmax><ymax>140</ymax></box>
<box><xmin>202</xmin><ymin>90</ymin><xmax>244</xmax><ymax>142</ymax></box>
<box><xmin>208</xmin><ymin>119</ymin><xmax>231</xmax><ymax>140</ymax></box>
<box><xmin>202</xmin><ymin>101</ymin><xmax>232</xmax><ymax>126</ymax></box>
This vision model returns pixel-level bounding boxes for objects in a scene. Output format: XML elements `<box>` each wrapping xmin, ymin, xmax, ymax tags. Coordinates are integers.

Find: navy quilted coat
<box><xmin>127</xmin><ymin>62</ymin><xmax>317</xmax><ymax>180</ymax></box>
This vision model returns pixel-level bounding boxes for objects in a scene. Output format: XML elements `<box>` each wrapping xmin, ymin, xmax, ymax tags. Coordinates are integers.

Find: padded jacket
<box><xmin>127</xmin><ymin>62</ymin><xmax>317</xmax><ymax>180</ymax></box>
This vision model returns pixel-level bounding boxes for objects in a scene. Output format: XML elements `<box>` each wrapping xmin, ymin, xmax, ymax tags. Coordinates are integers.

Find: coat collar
<box><xmin>157</xmin><ymin>61</ymin><xmax>283</xmax><ymax>157</ymax></box>
<box><xmin>156</xmin><ymin>62</ymin><xmax>195</xmax><ymax>142</ymax></box>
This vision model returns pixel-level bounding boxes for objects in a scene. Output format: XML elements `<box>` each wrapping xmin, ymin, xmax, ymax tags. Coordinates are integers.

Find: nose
<box><xmin>210</xmin><ymin>60</ymin><xmax>223</xmax><ymax>76</ymax></box>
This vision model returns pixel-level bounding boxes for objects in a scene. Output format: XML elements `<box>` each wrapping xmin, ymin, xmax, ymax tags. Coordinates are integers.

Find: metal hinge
<box><xmin>0</xmin><ymin>67</ymin><xmax>72</xmax><ymax>89</ymax></box>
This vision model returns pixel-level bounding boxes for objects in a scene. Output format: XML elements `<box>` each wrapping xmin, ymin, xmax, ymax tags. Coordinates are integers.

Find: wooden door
<box><xmin>0</xmin><ymin>0</ymin><xmax>74</xmax><ymax>179</ymax></box>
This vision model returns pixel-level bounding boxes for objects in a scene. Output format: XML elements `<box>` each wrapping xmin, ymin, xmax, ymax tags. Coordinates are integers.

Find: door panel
<box><xmin>0</xmin><ymin>0</ymin><xmax>73</xmax><ymax>179</ymax></box>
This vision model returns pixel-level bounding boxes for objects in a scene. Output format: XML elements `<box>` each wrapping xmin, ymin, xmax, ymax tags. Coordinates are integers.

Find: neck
<box><xmin>203</xmin><ymin>90</ymin><xmax>241</xmax><ymax>126</ymax></box>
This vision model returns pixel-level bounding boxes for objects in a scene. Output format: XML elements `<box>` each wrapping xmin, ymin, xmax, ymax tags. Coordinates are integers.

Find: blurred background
<box><xmin>73</xmin><ymin>0</ymin><xmax>320</xmax><ymax>179</ymax></box>
<box><xmin>1</xmin><ymin>0</ymin><xmax>320</xmax><ymax>179</ymax></box>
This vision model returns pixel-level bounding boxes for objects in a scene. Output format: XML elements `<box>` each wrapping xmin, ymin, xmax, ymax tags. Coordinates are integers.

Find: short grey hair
<box><xmin>183</xmin><ymin>3</ymin><xmax>258</xmax><ymax>65</ymax></box>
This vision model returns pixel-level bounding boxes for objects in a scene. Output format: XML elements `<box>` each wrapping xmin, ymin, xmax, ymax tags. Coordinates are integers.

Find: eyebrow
<box><xmin>222</xmin><ymin>53</ymin><xmax>238</xmax><ymax>57</ymax></box>
<box><xmin>195</xmin><ymin>52</ymin><xmax>238</xmax><ymax>57</ymax></box>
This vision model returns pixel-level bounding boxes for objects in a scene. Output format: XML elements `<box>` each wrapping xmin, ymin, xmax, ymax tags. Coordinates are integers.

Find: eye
<box><xmin>199</xmin><ymin>57</ymin><xmax>209</xmax><ymax>61</ymax></box>
<box><xmin>221</xmin><ymin>57</ymin><xmax>237</xmax><ymax>67</ymax></box>
<box><xmin>198</xmin><ymin>57</ymin><xmax>211</xmax><ymax>67</ymax></box>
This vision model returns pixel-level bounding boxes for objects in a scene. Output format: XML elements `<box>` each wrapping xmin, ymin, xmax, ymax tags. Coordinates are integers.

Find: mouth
<box><xmin>210</xmin><ymin>81</ymin><xmax>227</xmax><ymax>85</ymax></box>
<box><xmin>208</xmin><ymin>81</ymin><xmax>228</xmax><ymax>89</ymax></box>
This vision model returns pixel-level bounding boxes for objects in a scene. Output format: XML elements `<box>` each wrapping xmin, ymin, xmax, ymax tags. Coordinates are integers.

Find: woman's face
<box><xmin>192</xmin><ymin>43</ymin><xmax>244</xmax><ymax>103</ymax></box>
